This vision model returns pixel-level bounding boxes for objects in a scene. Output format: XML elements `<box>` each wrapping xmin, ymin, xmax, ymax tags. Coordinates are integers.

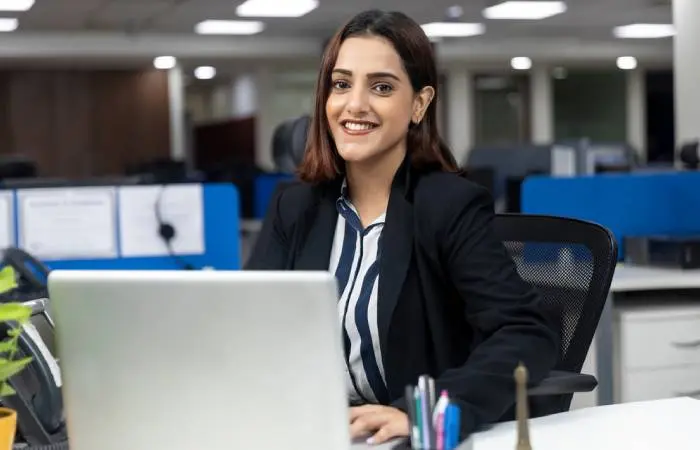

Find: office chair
<box><xmin>272</xmin><ymin>115</ymin><xmax>310</xmax><ymax>173</ymax></box>
<box><xmin>492</xmin><ymin>213</ymin><xmax>618</xmax><ymax>418</ymax></box>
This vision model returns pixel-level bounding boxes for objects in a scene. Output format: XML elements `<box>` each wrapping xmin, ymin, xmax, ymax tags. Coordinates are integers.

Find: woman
<box><xmin>247</xmin><ymin>9</ymin><xmax>559</xmax><ymax>446</ymax></box>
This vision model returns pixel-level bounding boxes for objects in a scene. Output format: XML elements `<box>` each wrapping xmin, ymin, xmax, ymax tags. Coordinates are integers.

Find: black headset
<box><xmin>153</xmin><ymin>185</ymin><xmax>195</xmax><ymax>270</ymax></box>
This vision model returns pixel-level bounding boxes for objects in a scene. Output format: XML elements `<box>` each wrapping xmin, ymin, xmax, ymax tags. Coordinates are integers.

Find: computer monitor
<box><xmin>47</xmin><ymin>270</ymin><xmax>350</xmax><ymax>450</ymax></box>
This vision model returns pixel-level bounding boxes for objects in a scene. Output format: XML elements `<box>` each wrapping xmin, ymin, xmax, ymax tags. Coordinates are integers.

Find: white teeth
<box><xmin>344</xmin><ymin>121</ymin><xmax>375</xmax><ymax>131</ymax></box>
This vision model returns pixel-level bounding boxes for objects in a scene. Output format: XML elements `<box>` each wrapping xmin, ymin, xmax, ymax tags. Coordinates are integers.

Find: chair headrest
<box><xmin>272</xmin><ymin>115</ymin><xmax>311</xmax><ymax>173</ymax></box>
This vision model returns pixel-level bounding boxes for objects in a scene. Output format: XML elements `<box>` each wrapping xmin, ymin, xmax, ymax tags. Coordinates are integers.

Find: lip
<box><xmin>340</xmin><ymin>119</ymin><xmax>379</xmax><ymax>136</ymax></box>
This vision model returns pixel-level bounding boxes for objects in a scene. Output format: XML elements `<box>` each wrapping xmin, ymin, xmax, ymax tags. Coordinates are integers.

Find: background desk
<box><xmin>577</xmin><ymin>264</ymin><xmax>700</xmax><ymax>409</ymax></box>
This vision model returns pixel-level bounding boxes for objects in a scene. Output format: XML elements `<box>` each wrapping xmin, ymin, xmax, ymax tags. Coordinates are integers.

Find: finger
<box><xmin>367</xmin><ymin>422</ymin><xmax>403</xmax><ymax>445</ymax></box>
<box><xmin>349</xmin><ymin>405</ymin><xmax>381</xmax><ymax>422</ymax></box>
<box><xmin>349</xmin><ymin>413</ymin><xmax>389</xmax><ymax>438</ymax></box>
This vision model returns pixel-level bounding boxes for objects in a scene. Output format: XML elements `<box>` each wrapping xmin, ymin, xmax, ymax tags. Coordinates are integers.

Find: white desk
<box><xmin>610</xmin><ymin>264</ymin><xmax>700</xmax><ymax>292</ymax></box>
<box><xmin>352</xmin><ymin>397</ymin><xmax>700</xmax><ymax>450</ymax></box>
<box><xmin>589</xmin><ymin>264</ymin><xmax>700</xmax><ymax>407</ymax></box>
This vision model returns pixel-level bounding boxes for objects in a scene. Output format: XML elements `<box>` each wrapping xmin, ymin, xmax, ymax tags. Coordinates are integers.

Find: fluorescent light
<box><xmin>616</xmin><ymin>56</ymin><xmax>637</xmax><ymax>70</ymax></box>
<box><xmin>0</xmin><ymin>18</ymin><xmax>17</xmax><ymax>32</ymax></box>
<box><xmin>483</xmin><ymin>1</ymin><xmax>566</xmax><ymax>20</ymax></box>
<box><xmin>236</xmin><ymin>0</ymin><xmax>317</xmax><ymax>17</ymax></box>
<box><xmin>195</xmin><ymin>20</ymin><xmax>264</xmax><ymax>35</ymax></box>
<box><xmin>613</xmin><ymin>24</ymin><xmax>675</xmax><ymax>39</ymax></box>
<box><xmin>0</xmin><ymin>0</ymin><xmax>33</xmax><ymax>11</ymax></box>
<box><xmin>511</xmin><ymin>56</ymin><xmax>532</xmax><ymax>70</ymax></box>
<box><xmin>153</xmin><ymin>56</ymin><xmax>176</xmax><ymax>70</ymax></box>
<box><xmin>194</xmin><ymin>66</ymin><xmax>216</xmax><ymax>80</ymax></box>
<box><xmin>421</xmin><ymin>22</ymin><xmax>485</xmax><ymax>38</ymax></box>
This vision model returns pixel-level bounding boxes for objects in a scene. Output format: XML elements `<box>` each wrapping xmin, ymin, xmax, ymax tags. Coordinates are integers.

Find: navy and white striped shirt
<box><xmin>328</xmin><ymin>181</ymin><xmax>389</xmax><ymax>405</ymax></box>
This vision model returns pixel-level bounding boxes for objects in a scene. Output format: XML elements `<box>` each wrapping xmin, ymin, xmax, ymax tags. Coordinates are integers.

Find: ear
<box><xmin>411</xmin><ymin>86</ymin><xmax>435</xmax><ymax>125</ymax></box>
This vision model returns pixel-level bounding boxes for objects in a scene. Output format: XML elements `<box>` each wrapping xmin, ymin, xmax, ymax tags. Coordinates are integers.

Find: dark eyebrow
<box><xmin>332</xmin><ymin>68</ymin><xmax>401</xmax><ymax>82</ymax></box>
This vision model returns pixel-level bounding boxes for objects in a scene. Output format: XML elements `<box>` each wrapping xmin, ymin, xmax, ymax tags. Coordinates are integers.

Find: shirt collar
<box><xmin>339</xmin><ymin>178</ymin><xmax>350</xmax><ymax>200</ymax></box>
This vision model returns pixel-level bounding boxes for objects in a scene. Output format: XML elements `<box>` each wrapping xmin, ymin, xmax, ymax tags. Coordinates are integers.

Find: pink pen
<box><xmin>433</xmin><ymin>390</ymin><xmax>449</xmax><ymax>450</ymax></box>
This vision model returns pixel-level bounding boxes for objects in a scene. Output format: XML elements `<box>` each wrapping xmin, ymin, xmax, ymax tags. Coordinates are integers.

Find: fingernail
<box><xmin>366</xmin><ymin>437</ymin><xmax>375</xmax><ymax>445</ymax></box>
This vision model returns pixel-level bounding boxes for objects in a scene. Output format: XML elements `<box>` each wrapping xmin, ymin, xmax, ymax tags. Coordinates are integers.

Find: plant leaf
<box><xmin>0</xmin><ymin>383</ymin><xmax>15</xmax><ymax>397</ymax></box>
<box><xmin>0</xmin><ymin>303</ymin><xmax>31</xmax><ymax>323</ymax></box>
<box><xmin>0</xmin><ymin>267</ymin><xmax>17</xmax><ymax>294</ymax></box>
<box><xmin>0</xmin><ymin>339</ymin><xmax>17</xmax><ymax>354</ymax></box>
<box><xmin>0</xmin><ymin>357</ymin><xmax>32</xmax><ymax>382</ymax></box>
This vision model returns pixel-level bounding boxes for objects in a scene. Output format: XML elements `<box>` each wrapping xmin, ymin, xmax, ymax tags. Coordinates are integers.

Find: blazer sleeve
<box><xmin>433</xmin><ymin>187</ymin><xmax>559</xmax><ymax>437</ymax></box>
<box><xmin>244</xmin><ymin>184</ymin><xmax>292</xmax><ymax>270</ymax></box>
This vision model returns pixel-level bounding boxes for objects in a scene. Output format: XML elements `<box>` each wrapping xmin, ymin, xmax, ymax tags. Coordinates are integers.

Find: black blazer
<box><xmin>246</xmin><ymin>159</ymin><xmax>559</xmax><ymax>436</ymax></box>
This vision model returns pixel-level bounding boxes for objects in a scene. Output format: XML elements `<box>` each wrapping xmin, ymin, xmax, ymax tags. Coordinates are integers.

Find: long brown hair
<box><xmin>297</xmin><ymin>9</ymin><xmax>459</xmax><ymax>183</ymax></box>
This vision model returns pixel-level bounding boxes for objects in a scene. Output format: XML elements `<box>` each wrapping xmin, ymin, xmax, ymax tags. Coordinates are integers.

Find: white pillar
<box><xmin>445</xmin><ymin>68</ymin><xmax>474</xmax><ymax>166</ymax></box>
<box><xmin>530</xmin><ymin>66</ymin><xmax>553</xmax><ymax>144</ymax></box>
<box><xmin>626</xmin><ymin>69</ymin><xmax>647</xmax><ymax>162</ymax></box>
<box><xmin>673</xmin><ymin>0</ymin><xmax>700</xmax><ymax>151</ymax></box>
<box><xmin>232</xmin><ymin>74</ymin><xmax>258</xmax><ymax>118</ymax></box>
<box><xmin>167</xmin><ymin>66</ymin><xmax>186</xmax><ymax>161</ymax></box>
<box><xmin>210</xmin><ymin>84</ymin><xmax>232</xmax><ymax>120</ymax></box>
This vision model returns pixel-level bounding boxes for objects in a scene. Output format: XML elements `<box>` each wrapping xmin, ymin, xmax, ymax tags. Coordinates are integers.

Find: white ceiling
<box><xmin>0</xmin><ymin>0</ymin><xmax>675</xmax><ymax>66</ymax></box>
<box><xmin>13</xmin><ymin>0</ymin><xmax>672</xmax><ymax>39</ymax></box>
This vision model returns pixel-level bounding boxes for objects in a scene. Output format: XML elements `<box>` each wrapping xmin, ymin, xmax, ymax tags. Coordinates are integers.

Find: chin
<box><xmin>336</xmin><ymin>145</ymin><xmax>382</xmax><ymax>164</ymax></box>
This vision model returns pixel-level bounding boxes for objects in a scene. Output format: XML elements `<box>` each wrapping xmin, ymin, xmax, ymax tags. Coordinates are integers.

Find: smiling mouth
<box><xmin>341</xmin><ymin>120</ymin><xmax>379</xmax><ymax>132</ymax></box>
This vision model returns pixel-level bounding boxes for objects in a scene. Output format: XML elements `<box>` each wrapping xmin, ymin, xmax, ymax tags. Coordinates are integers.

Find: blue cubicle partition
<box><xmin>15</xmin><ymin>183</ymin><xmax>241</xmax><ymax>271</ymax></box>
<box><xmin>521</xmin><ymin>171</ymin><xmax>700</xmax><ymax>259</ymax></box>
<box><xmin>254</xmin><ymin>173</ymin><xmax>295</xmax><ymax>219</ymax></box>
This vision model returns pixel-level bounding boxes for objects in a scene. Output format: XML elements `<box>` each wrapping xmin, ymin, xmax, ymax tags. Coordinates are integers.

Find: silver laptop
<box><xmin>47</xmin><ymin>269</ymin><xmax>350</xmax><ymax>450</ymax></box>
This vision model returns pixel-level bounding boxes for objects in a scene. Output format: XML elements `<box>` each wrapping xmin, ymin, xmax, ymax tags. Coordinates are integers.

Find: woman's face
<box><xmin>325</xmin><ymin>35</ymin><xmax>433</xmax><ymax>167</ymax></box>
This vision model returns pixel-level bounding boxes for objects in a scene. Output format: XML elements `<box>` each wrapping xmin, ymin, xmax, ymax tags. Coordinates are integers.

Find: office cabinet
<box><xmin>616</xmin><ymin>303</ymin><xmax>700</xmax><ymax>403</ymax></box>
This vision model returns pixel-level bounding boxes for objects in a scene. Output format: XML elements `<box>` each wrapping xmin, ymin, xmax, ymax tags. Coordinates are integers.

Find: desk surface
<box><xmin>352</xmin><ymin>397</ymin><xmax>700</xmax><ymax>450</ymax></box>
<box><xmin>611</xmin><ymin>264</ymin><xmax>700</xmax><ymax>292</ymax></box>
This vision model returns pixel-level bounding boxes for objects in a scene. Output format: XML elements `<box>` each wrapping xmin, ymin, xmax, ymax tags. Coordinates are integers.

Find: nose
<box><xmin>345</xmin><ymin>84</ymin><xmax>370</xmax><ymax>115</ymax></box>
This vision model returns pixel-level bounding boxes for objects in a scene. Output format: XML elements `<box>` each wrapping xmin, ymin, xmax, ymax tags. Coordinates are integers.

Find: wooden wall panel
<box><xmin>9</xmin><ymin>73</ymin><xmax>55</xmax><ymax>173</ymax></box>
<box><xmin>0</xmin><ymin>69</ymin><xmax>170</xmax><ymax>179</ymax></box>
<box><xmin>53</xmin><ymin>71</ymin><xmax>93</xmax><ymax>178</ymax></box>
<box><xmin>0</xmin><ymin>73</ymin><xmax>12</xmax><ymax>154</ymax></box>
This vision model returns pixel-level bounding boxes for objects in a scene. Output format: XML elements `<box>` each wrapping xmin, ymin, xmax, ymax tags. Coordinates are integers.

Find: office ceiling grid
<box><xmin>14</xmin><ymin>0</ymin><xmax>673</xmax><ymax>41</ymax></box>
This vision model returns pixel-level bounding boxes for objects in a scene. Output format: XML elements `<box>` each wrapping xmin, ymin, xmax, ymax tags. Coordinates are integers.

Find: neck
<box><xmin>345</xmin><ymin>144</ymin><xmax>406</xmax><ymax>208</ymax></box>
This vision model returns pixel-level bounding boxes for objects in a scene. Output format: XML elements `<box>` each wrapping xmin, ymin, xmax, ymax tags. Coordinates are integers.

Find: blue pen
<box><xmin>443</xmin><ymin>405</ymin><xmax>453</xmax><ymax>450</ymax></box>
<box><xmin>444</xmin><ymin>404</ymin><xmax>460</xmax><ymax>450</ymax></box>
<box><xmin>452</xmin><ymin>405</ymin><xmax>461</xmax><ymax>449</ymax></box>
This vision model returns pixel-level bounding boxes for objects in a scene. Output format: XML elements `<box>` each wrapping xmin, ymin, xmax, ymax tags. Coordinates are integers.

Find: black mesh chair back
<box><xmin>492</xmin><ymin>213</ymin><xmax>617</xmax><ymax>416</ymax></box>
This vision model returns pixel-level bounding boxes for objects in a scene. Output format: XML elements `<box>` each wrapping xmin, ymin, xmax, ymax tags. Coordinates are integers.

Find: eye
<box><xmin>372</xmin><ymin>83</ymin><xmax>393</xmax><ymax>94</ymax></box>
<box><xmin>332</xmin><ymin>79</ymin><xmax>350</xmax><ymax>90</ymax></box>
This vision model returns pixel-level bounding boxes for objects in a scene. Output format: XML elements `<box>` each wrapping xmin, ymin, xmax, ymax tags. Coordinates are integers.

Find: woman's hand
<box><xmin>349</xmin><ymin>405</ymin><xmax>410</xmax><ymax>445</ymax></box>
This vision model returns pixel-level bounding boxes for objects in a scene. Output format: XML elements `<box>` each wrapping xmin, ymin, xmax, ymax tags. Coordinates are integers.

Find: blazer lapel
<box><xmin>293</xmin><ymin>185</ymin><xmax>339</xmax><ymax>271</ymax></box>
<box><xmin>377</xmin><ymin>160</ymin><xmax>414</xmax><ymax>357</ymax></box>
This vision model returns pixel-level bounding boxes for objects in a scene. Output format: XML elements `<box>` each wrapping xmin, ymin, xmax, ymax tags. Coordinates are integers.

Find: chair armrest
<box><xmin>527</xmin><ymin>370</ymin><xmax>598</xmax><ymax>396</ymax></box>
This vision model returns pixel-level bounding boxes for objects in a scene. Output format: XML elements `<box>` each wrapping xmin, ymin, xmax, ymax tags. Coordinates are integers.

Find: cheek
<box><xmin>325</xmin><ymin>96</ymin><xmax>343</xmax><ymax>120</ymax></box>
<box><xmin>376</xmin><ymin>103</ymin><xmax>411</xmax><ymax>133</ymax></box>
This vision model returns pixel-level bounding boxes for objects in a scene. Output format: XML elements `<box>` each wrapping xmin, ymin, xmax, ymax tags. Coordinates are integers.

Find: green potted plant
<box><xmin>0</xmin><ymin>265</ymin><xmax>33</xmax><ymax>450</ymax></box>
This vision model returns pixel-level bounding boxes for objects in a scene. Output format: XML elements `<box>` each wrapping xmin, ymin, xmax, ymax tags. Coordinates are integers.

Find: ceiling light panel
<box><xmin>483</xmin><ymin>1</ymin><xmax>566</xmax><ymax>20</ymax></box>
<box><xmin>236</xmin><ymin>0</ymin><xmax>318</xmax><ymax>17</ymax></box>
<box><xmin>421</xmin><ymin>22</ymin><xmax>486</xmax><ymax>38</ymax></box>
<box><xmin>0</xmin><ymin>18</ymin><xmax>17</xmax><ymax>31</ymax></box>
<box><xmin>613</xmin><ymin>24</ymin><xmax>675</xmax><ymax>39</ymax></box>
<box><xmin>0</xmin><ymin>0</ymin><xmax>33</xmax><ymax>11</ymax></box>
<box><xmin>195</xmin><ymin>20</ymin><xmax>265</xmax><ymax>35</ymax></box>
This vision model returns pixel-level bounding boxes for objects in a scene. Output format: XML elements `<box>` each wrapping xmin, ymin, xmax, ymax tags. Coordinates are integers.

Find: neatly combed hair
<box><xmin>297</xmin><ymin>9</ymin><xmax>459</xmax><ymax>183</ymax></box>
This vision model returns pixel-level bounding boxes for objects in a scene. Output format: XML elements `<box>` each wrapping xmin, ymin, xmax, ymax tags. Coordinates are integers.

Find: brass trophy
<box><xmin>514</xmin><ymin>362</ymin><xmax>532</xmax><ymax>450</ymax></box>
